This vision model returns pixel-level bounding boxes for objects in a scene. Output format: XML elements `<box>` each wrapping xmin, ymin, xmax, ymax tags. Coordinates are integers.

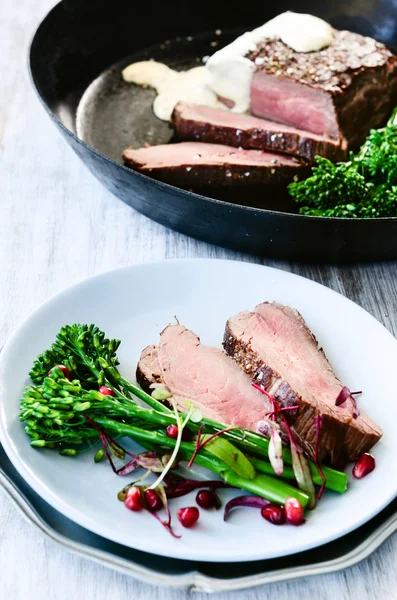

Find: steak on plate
<box><xmin>122</xmin><ymin>142</ymin><xmax>309</xmax><ymax>186</ymax></box>
<box><xmin>171</xmin><ymin>102</ymin><xmax>348</xmax><ymax>162</ymax></box>
<box><xmin>136</xmin><ymin>323</ymin><xmax>273</xmax><ymax>430</ymax></box>
<box><xmin>224</xmin><ymin>302</ymin><xmax>382</xmax><ymax>466</ymax></box>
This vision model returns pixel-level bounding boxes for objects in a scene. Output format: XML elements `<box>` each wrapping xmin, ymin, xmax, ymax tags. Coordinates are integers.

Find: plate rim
<box><xmin>1</xmin><ymin>459</ymin><xmax>397</xmax><ymax>592</ymax></box>
<box><xmin>1</xmin><ymin>258</ymin><xmax>397</xmax><ymax>562</ymax></box>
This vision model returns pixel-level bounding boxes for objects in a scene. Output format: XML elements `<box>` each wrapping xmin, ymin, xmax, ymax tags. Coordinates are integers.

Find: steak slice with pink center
<box><xmin>171</xmin><ymin>102</ymin><xmax>347</xmax><ymax>161</ymax></box>
<box><xmin>224</xmin><ymin>302</ymin><xmax>382</xmax><ymax>466</ymax></box>
<box><xmin>122</xmin><ymin>142</ymin><xmax>309</xmax><ymax>187</ymax></box>
<box><xmin>136</xmin><ymin>323</ymin><xmax>273</xmax><ymax>430</ymax></box>
<box><xmin>247</xmin><ymin>31</ymin><xmax>397</xmax><ymax>148</ymax></box>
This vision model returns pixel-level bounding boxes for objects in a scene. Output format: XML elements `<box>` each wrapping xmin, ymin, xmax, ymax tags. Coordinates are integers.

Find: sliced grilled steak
<box><xmin>122</xmin><ymin>142</ymin><xmax>309</xmax><ymax>187</ymax></box>
<box><xmin>247</xmin><ymin>30</ymin><xmax>397</xmax><ymax>148</ymax></box>
<box><xmin>171</xmin><ymin>102</ymin><xmax>347</xmax><ymax>162</ymax></box>
<box><xmin>224</xmin><ymin>302</ymin><xmax>382</xmax><ymax>466</ymax></box>
<box><xmin>137</xmin><ymin>323</ymin><xmax>273</xmax><ymax>430</ymax></box>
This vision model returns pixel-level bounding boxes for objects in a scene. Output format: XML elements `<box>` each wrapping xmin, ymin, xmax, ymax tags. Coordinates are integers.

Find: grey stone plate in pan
<box><xmin>1</xmin><ymin>444</ymin><xmax>396</xmax><ymax>592</ymax></box>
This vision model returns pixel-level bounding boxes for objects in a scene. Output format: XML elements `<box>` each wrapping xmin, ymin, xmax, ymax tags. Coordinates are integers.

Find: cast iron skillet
<box><xmin>29</xmin><ymin>0</ymin><xmax>397</xmax><ymax>261</ymax></box>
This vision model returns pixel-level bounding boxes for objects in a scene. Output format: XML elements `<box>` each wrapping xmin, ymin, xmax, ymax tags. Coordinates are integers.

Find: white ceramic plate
<box><xmin>1</xmin><ymin>259</ymin><xmax>396</xmax><ymax>562</ymax></box>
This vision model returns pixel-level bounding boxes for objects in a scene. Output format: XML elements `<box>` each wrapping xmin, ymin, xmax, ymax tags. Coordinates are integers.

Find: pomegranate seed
<box><xmin>144</xmin><ymin>489</ymin><xmax>162</xmax><ymax>512</ymax></box>
<box><xmin>49</xmin><ymin>364</ymin><xmax>70</xmax><ymax>379</ymax></box>
<box><xmin>284</xmin><ymin>497</ymin><xmax>304</xmax><ymax>526</ymax></box>
<box><xmin>353</xmin><ymin>452</ymin><xmax>375</xmax><ymax>479</ymax></box>
<box><xmin>261</xmin><ymin>503</ymin><xmax>286</xmax><ymax>525</ymax></box>
<box><xmin>177</xmin><ymin>506</ymin><xmax>200</xmax><ymax>528</ymax></box>
<box><xmin>196</xmin><ymin>489</ymin><xmax>219</xmax><ymax>510</ymax></box>
<box><xmin>124</xmin><ymin>486</ymin><xmax>143</xmax><ymax>512</ymax></box>
<box><xmin>99</xmin><ymin>385</ymin><xmax>116</xmax><ymax>397</ymax></box>
<box><xmin>166</xmin><ymin>425</ymin><xmax>179</xmax><ymax>439</ymax></box>
<box><xmin>165</xmin><ymin>425</ymin><xmax>190</xmax><ymax>441</ymax></box>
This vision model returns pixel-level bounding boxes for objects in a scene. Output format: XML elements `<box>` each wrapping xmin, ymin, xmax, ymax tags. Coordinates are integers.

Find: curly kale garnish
<box><xmin>289</xmin><ymin>107</ymin><xmax>397</xmax><ymax>218</ymax></box>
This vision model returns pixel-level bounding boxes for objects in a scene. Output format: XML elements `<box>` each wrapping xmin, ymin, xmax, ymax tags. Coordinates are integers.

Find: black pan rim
<box><xmin>28</xmin><ymin>0</ymin><xmax>397</xmax><ymax>225</ymax></box>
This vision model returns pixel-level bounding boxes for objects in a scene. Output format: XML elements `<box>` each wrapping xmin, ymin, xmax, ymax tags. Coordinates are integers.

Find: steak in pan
<box><xmin>171</xmin><ymin>102</ymin><xmax>348</xmax><ymax>162</ymax></box>
<box><xmin>122</xmin><ymin>142</ymin><xmax>309</xmax><ymax>186</ymax></box>
<box><xmin>209</xmin><ymin>27</ymin><xmax>397</xmax><ymax>149</ymax></box>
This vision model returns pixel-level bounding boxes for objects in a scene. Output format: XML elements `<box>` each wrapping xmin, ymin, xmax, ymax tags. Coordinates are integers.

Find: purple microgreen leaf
<box><xmin>100</xmin><ymin>431</ymin><xmax>117</xmax><ymax>473</ymax></box>
<box><xmin>187</xmin><ymin>425</ymin><xmax>237</xmax><ymax>469</ymax></box>
<box><xmin>335</xmin><ymin>386</ymin><xmax>361</xmax><ymax>418</ymax></box>
<box><xmin>335</xmin><ymin>386</ymin><xmax>352</xmax><ymax>406</ymax></box>
<box><xmin>116</xmin><ymin>459</ymin><xmax>138</xmax><ymax>476</ymax></box>
<box><xmin>253</xmin><ymin>384</ymin><xmax>316</xmax><ymax>509</ymax></box>
<box><xmin>313</xmin><ymin>415</ymin><xmax>326</xmax><ymax>500</ymax></box>
<box><xmin>187</xmin><ymin>423</ymin><xmax>204</xmax><ymax>468</ymax></box>
<box><xmin>268</xmin><ymin>428</ymin><xmax>284</xmax><ymax>476</ymax></box>
<box><xmin>165</xmin><ymin>478</ymin><xmax>233</xmax><ymax>499</ymax></box>
<box><xmin>290</xmin><ymin>442</ymin><xmax>316</xmax><ymax>509</ymax></box>
<box><xmin>224</xmin><ymin>495</ymin><xmax>271</xmax><ymax>521</ymax></box>
<box><xmin>152</xmin><ymin>484</ymin><xmax>181</xmax><ymax>538</ymax></box>
<box><xmin>135</xmin><ymin>451</ymin><xmax>165</xmax><ymax>473</ymax></box>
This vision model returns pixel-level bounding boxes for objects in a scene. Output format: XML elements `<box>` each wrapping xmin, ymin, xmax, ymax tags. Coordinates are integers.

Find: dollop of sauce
<box><xmin>122</xmin><ymin>62</ymin><xmax>224</xmax><ymax>121</ymax></box>
<box><xmin>207</xmin><ymin>11</ymin><xmax>334</xmax><ymax>113</ymax></box>
<box><xmin>122</xmin><ymin>13</ymin><xmax>334</xmax><ymax>119</ymax></box>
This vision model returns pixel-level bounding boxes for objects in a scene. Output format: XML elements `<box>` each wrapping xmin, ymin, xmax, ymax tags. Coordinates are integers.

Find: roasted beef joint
<box><xmin>208</xmin><ymin>29</ymin><xmax>397</xmax><ymax>149</ymax></box>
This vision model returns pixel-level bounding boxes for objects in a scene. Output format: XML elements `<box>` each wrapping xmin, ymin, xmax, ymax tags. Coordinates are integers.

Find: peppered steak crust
<box><xmin>247</xmin><ymin>30</ymin><xmax>397</xmax><ymax>147</ymax></box>
<box><xmin>224</xmin><ymin>319</ymin><xmax>347</xmax><ymax>465</ymax></box>
<box><xmin>171</xmin><ymin>103</ymin><xmax>347</xmax><ymax>162</ymax></box>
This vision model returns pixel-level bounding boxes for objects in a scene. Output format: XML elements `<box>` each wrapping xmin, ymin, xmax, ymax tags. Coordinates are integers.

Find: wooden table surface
<box><xmin>1</xmin><ymin>2</ymin><xmax>397</xmax><ymax>598</ymax></box>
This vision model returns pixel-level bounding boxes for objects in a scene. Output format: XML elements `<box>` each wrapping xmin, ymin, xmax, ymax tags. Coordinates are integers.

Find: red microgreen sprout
<box><xmin>187</xmin><ymin>425</ymin><xmax>237</xmax><ymax>469</ymax></box>
<box><xmin>150</xmin><ymin>484</ymin><xmax>181</xmax><ymax>538</ymax></box>
<box><xmin>164</xmin><ymin>478</ymin><xmax>233</xmax><ymax>499</ymax></box>
<box><xmin>313</xmin><ymin>415</ymin><xmax>326</xmax><ymax>499</ymax></box>
<box><xmin>335</xmin><ymin>386</ymin><xmax>362</xmax><ymax>418</ymax></box>
<box><xmin>268</xmin><ymin>427</ymin><xmax>284</xmax><ymax>476</ymax></box>
<box><xmin>253</xmin><ymin>383</ymin><xmax>316</xmax><ymax>509</ymax></box>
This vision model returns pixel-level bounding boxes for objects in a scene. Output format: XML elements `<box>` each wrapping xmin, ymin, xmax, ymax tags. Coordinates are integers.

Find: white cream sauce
<box><xmin>122</xmin><ymin>62</ymin><xmax>224</xmax><ymax>121</ymax></box>
<box><xmin>122</xmin><ymin>12</ymin><xmax>334</xmax><ymax>119</ymax></box>
<box><xmin>207</xmin><ymin>12</ymin><xmax>334</xmax><ymax>113</ymax></box>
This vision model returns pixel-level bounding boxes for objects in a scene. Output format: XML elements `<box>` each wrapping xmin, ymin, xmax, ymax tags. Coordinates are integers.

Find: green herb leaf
<box><xmin>202</xmin><ymin>436</ymin><xmax>256</xmax><ymax>480</ymax></box>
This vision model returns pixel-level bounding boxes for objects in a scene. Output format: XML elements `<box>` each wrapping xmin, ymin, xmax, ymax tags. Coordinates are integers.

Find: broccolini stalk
<box><xmin>21</xmin><ymin>369</ymin><xmax>312</xmax><ymax>506</ymax></box>
<box><xmin>22</xmin><ymin>324</ymin><xmax>348</xmax><ymax>494</ymax></box>
<box><xmin>288</xmin><ymin>106</ymin><xmax>397</xmax><ymax>218</ymax></box>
